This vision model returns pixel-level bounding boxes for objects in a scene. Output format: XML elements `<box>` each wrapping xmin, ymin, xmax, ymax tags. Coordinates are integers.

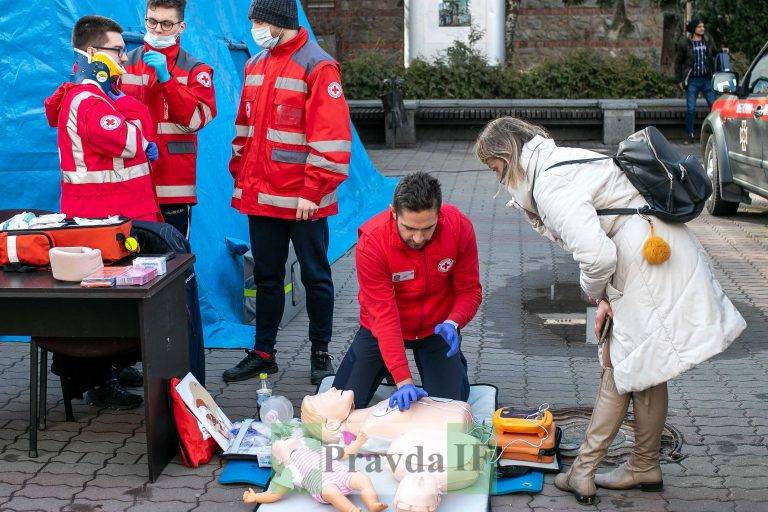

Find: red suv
<box><xmin>702</xmin><ymin>41</ymin><xmax>768</xmax><ymax>215</ymax></box>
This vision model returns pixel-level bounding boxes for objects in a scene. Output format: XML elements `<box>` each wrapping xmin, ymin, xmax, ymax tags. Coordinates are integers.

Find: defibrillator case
<box><xmin>492</xmin><ymin>406</ymin><xmax>553</xmax><ymax>436</ymax></box>
<box><xmin>497</xmin><ymin>424</ymin><xmax>561</xmax><ymax>464</ymax></box>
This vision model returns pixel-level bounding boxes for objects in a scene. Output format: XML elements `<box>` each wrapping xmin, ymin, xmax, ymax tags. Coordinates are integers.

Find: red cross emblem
<box><xmin>100</xmin><ymin>115</ymin><xmax>122</xmax><ymax>131</ymax></box>
<box><xmin>197</xmin><ymin>71</ymin><xmax>212</xmax><ymax>88</ymax></box>
<box><xmin>438</xmin><ymin>258</ymin><xmax>454</xmax><ymax>273</ymax></box>
<box><xmin>327</xmin><ymin>81</ymin><xmax>343</xmax><ymax>99</ymax></box>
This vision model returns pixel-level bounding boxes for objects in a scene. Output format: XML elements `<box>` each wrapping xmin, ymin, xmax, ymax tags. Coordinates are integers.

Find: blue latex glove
<box><xmin>143</xmin><ymin>51</ymin><xmax>171</xmax><ymax>83</ymax></box>
<box><xmin>146</xmin><ymin>142</ymin><xmax>159</xmax><ymax>162</ymax></box>
<box><xmin>106</xmin><ymin>90</ymin><xmax>125</xmax><ymax>101</ymax></box>
<box><xmin>389</xmin><ymin>384</ymin><xmax>428</xmax><ymax>411</ymax></box>
<box><xmin>434</xmin><ymin>322</ymin><xmax>460</xmax><ymax>357</ymax></box>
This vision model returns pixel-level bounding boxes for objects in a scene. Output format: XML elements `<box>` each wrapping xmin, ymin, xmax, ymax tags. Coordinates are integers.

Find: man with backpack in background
<box><xmin>675</xmin><ymin>17</ymin><xmax>726</xmax><ymax>145</ymax></box>
<box><xmin>123</xmin><ymin>0</ymin><xmax>217</xmax><ymax>239</ymax></box>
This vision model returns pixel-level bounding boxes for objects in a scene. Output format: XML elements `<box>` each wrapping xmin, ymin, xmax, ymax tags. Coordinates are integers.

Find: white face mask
<box><xmin>251</xmin><ymin>26</ymin><xmax>282</xmax><ymax>49</ymax></box>
<box><xmin>144</xmin><ymin>31</ymin><xmax>178</xmax><ymax>49</ymax></box>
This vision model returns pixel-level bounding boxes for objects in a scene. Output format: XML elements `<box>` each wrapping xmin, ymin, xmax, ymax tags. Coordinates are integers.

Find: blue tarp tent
<box><xmin>0</xmin><ymin>1</ymin><xmax>395</xmax><ymax>347</ymax></box>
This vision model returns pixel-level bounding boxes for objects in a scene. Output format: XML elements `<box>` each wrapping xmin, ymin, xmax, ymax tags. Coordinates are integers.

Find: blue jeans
<box><xmin>248</xmin><ymin>215</ymin><xmax>334</xmax><ymax>354</ymax></box>
<box><xmin>686</xmin><ymin>76</ymin><xmax>716</xmax><ymax>136</ymax></box>
<box><xmin>333</xmin><ymin>327</ymin><xmax>470</xmax><ymax>408</ymax></box>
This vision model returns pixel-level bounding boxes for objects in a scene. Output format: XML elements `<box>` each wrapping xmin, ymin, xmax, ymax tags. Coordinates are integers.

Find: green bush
<box><xmin>341</xmin><ymin>44</ymin><xmax>678</xmax><ymax>100</ymax></box>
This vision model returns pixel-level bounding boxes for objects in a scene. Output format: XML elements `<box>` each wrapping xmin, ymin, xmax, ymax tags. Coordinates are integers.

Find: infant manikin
<box><xmin>301</xmin><ymin>388</ymin><xmax>489</xmax><ymax>512</ymax></box>
<box><xmin>243</xmin><ymin>436</ymin><xmax>387</xmax><ymax>512</ymax></box>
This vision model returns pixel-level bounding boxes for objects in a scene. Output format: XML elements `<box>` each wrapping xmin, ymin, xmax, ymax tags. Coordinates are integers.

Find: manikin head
<box><xmin>301</xmin><ymin>387</ymin><xmax>355</xmax><ymax>443</ymax></box>
<box><xmin>271</xmin><ymin>437</ymin><xmax>305</xmax><ymax>466</ymax></box>
<box><xmin>391</xmin><ymin>172</ymin><xmax>443</xmax><ymax>251</ymax></box>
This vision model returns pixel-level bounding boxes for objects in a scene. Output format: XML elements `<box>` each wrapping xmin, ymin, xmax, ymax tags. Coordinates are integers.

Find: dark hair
<box><xmin>686</xmin><ymin>18</ymin><xmax>702</xmax><ymax>34</ymax></box>
<box><xmin>392</xmin><ymin>172</ymin><xmax>442</xmax><ymax>215</ymax></box>
<box><xmin>72</xmin><ymin>15</ymin><xmax>123</xmax><ymax>51</ymax></box>
<box><xmin>147</xmin><ymin>0</ymin><xmax>187</xmax><ymax>20</ymax></box>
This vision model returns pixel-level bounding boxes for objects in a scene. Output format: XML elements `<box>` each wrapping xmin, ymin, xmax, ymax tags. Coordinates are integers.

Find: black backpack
<box><xmin>544</xmin><ymin>126</ymin><xmax>712</xmax><ymax>223</ymax></box>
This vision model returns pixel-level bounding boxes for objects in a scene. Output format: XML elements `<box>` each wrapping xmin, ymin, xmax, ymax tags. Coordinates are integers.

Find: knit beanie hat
<box><xmin>686</xmin><ymin>17</ymin><xmax>702</xmax><ymax>34</ymax></box>
<box><xmin>248</xmin><ymin>0</ymin><xmax>299</xmax><ymax>30</ymax></box>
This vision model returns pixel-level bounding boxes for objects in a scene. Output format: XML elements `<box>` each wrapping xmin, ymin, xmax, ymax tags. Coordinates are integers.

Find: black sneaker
<box><xmin>117</xmin><ymin>366</ymin><xmax>143</xmax><ymax>388</ymax></box>
<box><xmin>85</xmin><ymin>380</ymin><xmax>143</xmax><ymax>410</ymax></box>
<box><xmin>222</xmin><ymin>350</ymin><xmax>278</xmax><ymax>383</ymax></box>
<box><xmin>310</xmin><ymin>351</ymin><xmax>335</xmax><ymax>385</ymax></box>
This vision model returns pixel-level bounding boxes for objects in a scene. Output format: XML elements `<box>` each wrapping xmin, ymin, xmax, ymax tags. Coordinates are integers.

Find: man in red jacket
<box><xmin>45</xmin><ymin>17</ymin><xmax>160</xmax><ymax>222</ymax></box>
<box><xmin>333</xmin><ymin>172</ymin><xmax>482</xmax><ymax>410</ymax></box>
<box><xmin>122</xmin><ymin>0</ymin><xmax>217</xmax><ymax>239</ymax></box>
<box><xmin>223</xmin><ymin>0</ymin><xmax>352</xmax><ymax>385</ymax></box>
<box><xmin>44</xmin><ymin>15</ymin><xmax>160</xmax><ymax>410</ymax></box>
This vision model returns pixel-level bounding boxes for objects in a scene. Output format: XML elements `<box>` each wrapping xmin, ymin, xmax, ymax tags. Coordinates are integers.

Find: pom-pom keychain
<box><xmin>642</xmin><ymin>219</ymin><xmax>671</xmax><ymax>265</ymax></box>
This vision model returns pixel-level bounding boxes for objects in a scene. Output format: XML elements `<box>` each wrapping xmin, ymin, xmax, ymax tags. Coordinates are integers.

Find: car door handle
<box><xmin>755</xmin><ymin>106</ymin><xmax>763</xmax><ymax>119</ymax></box>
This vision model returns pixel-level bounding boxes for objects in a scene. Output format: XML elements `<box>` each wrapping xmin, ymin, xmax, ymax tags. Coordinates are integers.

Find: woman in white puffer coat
<box><xmin>475</xmin><ymin>117</ymin><xmax>745</xmax><ymax>505</ymax></box>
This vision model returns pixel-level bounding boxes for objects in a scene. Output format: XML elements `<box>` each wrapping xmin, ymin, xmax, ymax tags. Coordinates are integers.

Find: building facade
<box><xmin>303</xmin><ymin>0</ymin><xmax>679</xmax><ymax>72</ymax></box>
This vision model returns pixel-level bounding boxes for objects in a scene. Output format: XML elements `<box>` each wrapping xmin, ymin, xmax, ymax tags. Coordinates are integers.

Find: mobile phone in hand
<box><xmin>600</xmin><ymin>316</ymin><xmax>613</xmax><ymax>343</ymax></box>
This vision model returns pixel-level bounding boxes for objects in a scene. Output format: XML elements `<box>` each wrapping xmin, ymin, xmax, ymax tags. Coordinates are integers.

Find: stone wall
<box><xmin>302</xmin><ymin>0</ymin><xmax>404</xmax><ymax>62</ymax></box>
<box><xmin>303</xmin><ymin>0</ymin><xmax>670</xmax><ymax>72</ymax></box>
<box><xmin>510</xmin><ymin>0</ymin><xmax>665</xmax><ymax>70</ymax></box>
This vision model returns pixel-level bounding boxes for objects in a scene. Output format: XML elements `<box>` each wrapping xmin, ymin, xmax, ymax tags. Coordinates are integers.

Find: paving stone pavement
<box><xmin>2</xmin><ymin>140</ymin><xmax>767</xmax><ymax>511</ymax></box>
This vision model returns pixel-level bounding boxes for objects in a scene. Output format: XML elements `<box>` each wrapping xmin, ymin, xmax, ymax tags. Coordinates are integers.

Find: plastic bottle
<box><xmin>256</xmin><ymin>373</ymin><xmax>272</xmax><ymax>411</ymax></box>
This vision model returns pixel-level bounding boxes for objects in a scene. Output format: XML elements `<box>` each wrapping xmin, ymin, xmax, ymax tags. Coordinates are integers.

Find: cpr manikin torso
<box><xmin>301</xmin><ymin>388</ymin><xmax>487</xmax><ymax>512</ymax></box>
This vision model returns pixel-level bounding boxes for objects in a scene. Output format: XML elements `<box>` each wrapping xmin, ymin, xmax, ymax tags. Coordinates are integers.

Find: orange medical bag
<box><xmin>497</xmin><ymin>423</ymin><xmax>560</xmax><ymax>464</ymax></box>
<box><xmin>0</xmin><ymin>218</ymin><xmax>134</xmax><ymax>269</ymax></box>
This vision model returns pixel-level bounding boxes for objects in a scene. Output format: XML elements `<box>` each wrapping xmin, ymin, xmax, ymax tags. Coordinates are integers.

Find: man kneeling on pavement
<box><xmin>333</xmin><ymin>172</ymin><xmax>482</xmax><ymax>410</ymax></box>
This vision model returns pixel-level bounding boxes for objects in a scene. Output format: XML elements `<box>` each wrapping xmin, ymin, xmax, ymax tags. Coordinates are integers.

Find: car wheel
<box><xmin>705</xmin><ymin>136</ymin><xmax>739</xmax><ymax>216</ymax></box>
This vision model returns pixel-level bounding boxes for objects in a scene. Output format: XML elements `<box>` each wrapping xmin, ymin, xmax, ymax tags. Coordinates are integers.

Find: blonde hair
<box><xmin>300</xmin><ymin>395</ymin><xmax>342</xmax><ymax>443</ymax></box>
<box><xmin>474</xmin><ymin>117</ymin><xmax>549</xmax><ymax>188</ymax></box>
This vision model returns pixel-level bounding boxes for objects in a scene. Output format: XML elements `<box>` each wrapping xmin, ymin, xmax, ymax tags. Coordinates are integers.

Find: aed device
<box><xmin>492</xmin><ymin>406</ymin><xmax>553</xmax><ymax>437</ymax></box>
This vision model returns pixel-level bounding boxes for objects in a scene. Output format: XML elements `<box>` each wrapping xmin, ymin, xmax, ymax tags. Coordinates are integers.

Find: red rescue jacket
<box><xmin>356</xmin><ymin>205</ymin><xmax>482</xmax><ymax>383</ymax></box>
<box><xmin>122</xmin><ymin>42</ymin><xmax>216</xmax><ymax>205</ymax></box>
<box><xmin>44</xmin><ymin>82</ymin><xmax>160</xmax><ymax>221</ymax></box>
<box><xmin>229</xmin><ymin>29</ymin><xmax>351</xmax><ymax>219</ymax></box>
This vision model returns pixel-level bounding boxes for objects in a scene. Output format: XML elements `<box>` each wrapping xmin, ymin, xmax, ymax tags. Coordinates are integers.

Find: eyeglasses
<box><xmin>145</xmin><ymin>17</ymin><xmax>182</xmax><ymax>31</ymax></box>
<box><xmin>93</xmin><ymin>46</ymin><xmax>127</xmax><ymax>58</ymax></box>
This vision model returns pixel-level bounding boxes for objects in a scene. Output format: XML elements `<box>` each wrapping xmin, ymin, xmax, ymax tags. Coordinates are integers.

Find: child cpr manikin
<box><xmin>242</xmin><ymin>436</ymin><xmax>387</xmax><ymax>512</ymax></box>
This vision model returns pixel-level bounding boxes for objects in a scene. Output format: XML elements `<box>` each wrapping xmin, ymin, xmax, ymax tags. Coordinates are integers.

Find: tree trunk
<box><xmin>610</xmin><ymin>0</ymin><xmax>634</xmax><ymax>37</ymax></box>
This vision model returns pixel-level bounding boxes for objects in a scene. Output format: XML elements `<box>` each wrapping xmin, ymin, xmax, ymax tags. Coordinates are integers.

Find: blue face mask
<box><xmin>144</xmin><ymin>31</ymin><xmax>178</xmax><ymax>49</ymax></box>
<box><xmin>251</xmin><ymin>26</ymin><xmax>282</xmax><ymax>49</ymax></box>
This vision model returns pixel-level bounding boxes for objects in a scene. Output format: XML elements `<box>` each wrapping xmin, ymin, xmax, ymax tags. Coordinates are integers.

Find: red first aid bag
<box><xmin>170</xmin><ymin>377</ymin><xmax>219</xmax><ymax>467</ymax></box>
<box><xmin>0</xmin><ymin>218</ymin><xmax>133</xmax><ymax>269</ymax></box>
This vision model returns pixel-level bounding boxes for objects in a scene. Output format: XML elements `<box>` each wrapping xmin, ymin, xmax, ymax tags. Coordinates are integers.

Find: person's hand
<box><xmin>143</xmin><ymin>51</ymin><xmax>171</xmax><ymax>83</ymax></box>
<box><xmin>678</xmin><ymin>82</ymin><xmax>686</xmax><ymax>92</ymax></box>
<box><xmin>389</xmin><ymin>384</ymin><xmax>428</xmax><ymax>411</ymax></box>
<box><xmin>594</xmin><ymin>299</ymin><xmax>613</xmax><ymax>339</ymax></box>
<box><xmin>296</xmin><ymin>198</ymin><xmax>319</xmax><ymax>220</ymax></box>
<box><xmin>146</xmin><ymin>142</ymin><xmax>159</xmax><ymax>162</ymax></box>
<box><xmin>106</xmin><ymin>89</ymin><xmax>125</xmax><ymax>101</ymax></box>
<box><xmin>434</xmin><ymin>322</ymin><xmax>460</xmax><ymax>357</ymax></box>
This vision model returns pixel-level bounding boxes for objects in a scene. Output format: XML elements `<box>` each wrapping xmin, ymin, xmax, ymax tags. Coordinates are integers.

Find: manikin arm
<box><xmin>342</xmin><ymin>432</ymin><xmax>369</xmax><ymax>459</ymax></box>
<box><xmin>242</xmin><ymin>484</ymin><xmax>289</xmax><ymax>504</ymax></box>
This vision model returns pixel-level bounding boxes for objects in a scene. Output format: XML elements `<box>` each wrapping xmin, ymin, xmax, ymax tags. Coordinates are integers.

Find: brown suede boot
<box><xmin>555</xmin><ymin>368</ymin><xmax>631</xmax><ymax>505</ymax></box>
<box><xmin>595</xmin><ymin>382</ymin><xmax>668</xmax><ymax>491</ymax></box>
